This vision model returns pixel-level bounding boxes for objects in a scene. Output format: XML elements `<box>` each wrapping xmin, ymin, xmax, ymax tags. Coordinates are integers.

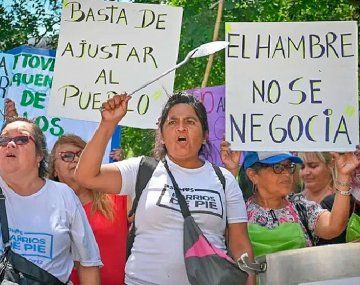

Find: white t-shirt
<box><xmin>0</xmin><ymin>178</ymin><xmax>102</xmax><ymax>283</ymax></box>
<box><xmin>116</xmin><ymin>156</ymin><xmax>248</xmax><ymax>285</ymax></box>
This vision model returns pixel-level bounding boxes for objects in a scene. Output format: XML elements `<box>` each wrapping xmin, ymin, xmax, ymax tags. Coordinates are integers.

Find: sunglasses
<box><xmin>59</xmin><ymin>150</ymin><xmax>82</xmax><ymax>162</ymax></box>
<box><xmin>0</xmin><ymin>135</ymin><xmax>35</xmax><ymax>147</ymax></box>
<box><xmin>262</xmin><ymin>162</ymin><xmax>297</xmax><ymax>174</ymax></box>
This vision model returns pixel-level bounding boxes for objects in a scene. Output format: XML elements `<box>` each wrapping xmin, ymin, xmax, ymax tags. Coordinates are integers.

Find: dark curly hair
<box><xmin>1</xmin><ymin>117</ymin><xmax>48</xmax><ymax>178</ymax></box>
<box><xmin>153</xmin><ymin>92</ymin><xmax>210</xmax><ymax>160</ymax></box>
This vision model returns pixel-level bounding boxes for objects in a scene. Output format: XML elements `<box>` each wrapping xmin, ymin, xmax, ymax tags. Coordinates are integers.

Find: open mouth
<box><xmin>5</xmin><ymin>153</ymin><xmax>16</xmax><ymax>158</ymax></box>
<box><xmin>178</xmin><ymin>136</ymin><xmax>187</xmax><ymax>142</ymax></box>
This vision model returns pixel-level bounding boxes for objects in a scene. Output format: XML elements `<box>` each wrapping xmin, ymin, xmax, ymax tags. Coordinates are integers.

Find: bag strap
<box><xmin>211</xmin><ymin>164</ymin><xmax>227</xmax><ymax>225</ymax></box>
<box><xmin>0</xmin><ymin>187</ymin><xmax>10</xmax><ymax>246</ymax></box>
<box><xmin>293</xmin><ymin>201</ymin><xmax>315</xmax><ymax>246</ymax></box>
<box><xmin>212</xmin><ymin>164</ymin><xmax>226</xmax><ymax>192</ymax></box>
<box><xmin>128</xmin><ymin>156</ymin><xmax>159</xmax><ymax>217</ymax></box>
<box><xmin>126</xmin><ymin>156</ymin><xmax>159</xmax><ymax>260</ymax></box>
<box><xmin>163</xmin><ymin>158</ymin><xmax>191</xmax><ymax>218</ymax></box>
<box><xmin>8</xmin><ymin>249</ymin><xmax>65</xmax><ymax>285</ymax></box>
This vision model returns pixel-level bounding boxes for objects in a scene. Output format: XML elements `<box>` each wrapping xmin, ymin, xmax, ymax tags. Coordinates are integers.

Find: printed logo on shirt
<box><xmin>9</xmin><ymin>228</ymin><xmax>54</xmax><ymax>260</ymax></box>
<box><xmin>156</xmin><ymin>184</ymin><xmax>224</xmax><ymax>218</ymax></box>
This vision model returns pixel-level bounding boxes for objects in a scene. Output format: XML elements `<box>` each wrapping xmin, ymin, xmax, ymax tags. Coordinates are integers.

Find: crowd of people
<box><xmin>0</xmin><ymin>94</ymin><xmax>359</xmax><ymax>285</ymax></box>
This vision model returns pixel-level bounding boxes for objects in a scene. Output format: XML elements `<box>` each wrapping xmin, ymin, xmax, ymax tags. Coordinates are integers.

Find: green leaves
<box><xmin>0</xmin><ymin>0</ymin><xmax>61</xmax><ymax>51</ymax></box>
<box><xmin>121</xmin><ymin>127</ymin><xmax>156</xmax><ymax>158</ymax></box>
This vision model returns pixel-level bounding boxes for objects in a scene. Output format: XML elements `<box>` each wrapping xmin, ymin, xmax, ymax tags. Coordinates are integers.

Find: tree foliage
<box><xmin>121</xmin><ymin>126</ymin><xmax>156</xmax><ymax>157</ymax></box>
<box><xmin>0</xmin><ymin>0</ymin><xmax>61</xmax><ymax>51</ymax></box>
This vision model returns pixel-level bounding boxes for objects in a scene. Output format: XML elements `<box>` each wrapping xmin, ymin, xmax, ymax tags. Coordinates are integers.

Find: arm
<box><xmin>220</xmin><ymin>140</ymin><xmax>242</xmax><ymax>177</ymax></box>
<box><xmin>228</xmin><ymin>223</ymin><xmax>255</xmax><ymax>285</ymax></box>
<box><xmin>77</xmin><ymin>265</ymin><xmax>101</xmax><ymax>285</ymax></box>
<box><xmin>315</xmin><ymin>152</ymin><xmax>359</xmax><ymax>239</ymax></box>
<box><xmin>75</xmin><ymin>94</ymin><xmax>131</xmax><ymax>194</ymax></box>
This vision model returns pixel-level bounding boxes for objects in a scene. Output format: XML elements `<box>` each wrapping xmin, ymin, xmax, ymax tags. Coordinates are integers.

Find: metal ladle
<box><xmin>128</xmin><ymin>41</ymin><xmax>229</xmax><ymax>96</ymax></box>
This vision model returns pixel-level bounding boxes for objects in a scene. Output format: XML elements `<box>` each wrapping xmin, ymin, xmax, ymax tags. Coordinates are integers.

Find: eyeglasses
<box><xmin>0</xmin><ymin>135</ymin><xmax>35</xmax><ymax>147</ymax></box>
<box><xmin>270</xmin><ymin>163</ymin><xmax>297</xmax><ymax>174</ymax></box>
<box><xmin>257</xmin><ymin>162</ymin><xmax>297</xmax><ymax>174</ymax></box>
<box><xmin>59</xmin><ymin>151</ymin><xmax>82</xmax><ymax>162</ymax></box>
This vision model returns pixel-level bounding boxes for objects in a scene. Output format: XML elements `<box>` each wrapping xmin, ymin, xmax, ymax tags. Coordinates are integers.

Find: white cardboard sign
<box><xmin>225</xmin><ymin>21</ymin><xmax>359</xmax><ymax>151</ymax></box>
<box><xmin>49</xmin><ymin>0</ymin><xmax>182</xmax><ymax>129</ymax></box>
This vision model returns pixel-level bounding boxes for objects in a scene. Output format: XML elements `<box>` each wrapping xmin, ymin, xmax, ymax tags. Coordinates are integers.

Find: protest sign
<box><xmin>6</xmin><ymin>46</ymin><xmax>114</xmax><ymax>160</ymax></box>
<box><xmin>0</xmin><ymin>53</ymin><xmax>14</xmax><ymax>125</ymax></box>
<box><xmin>225</xmin><ymin>21</ymin><xmax>359</xmax><ymax>151</ymax></box>
<box><xmin>188</xmin><ymin>85</ymin><xmax>225</xmax><ymax>166</ymax></box>
<box><xmin>49</xmin><ymin>0</ymin><xmax>182</xmax><ymax>129</ymax></box>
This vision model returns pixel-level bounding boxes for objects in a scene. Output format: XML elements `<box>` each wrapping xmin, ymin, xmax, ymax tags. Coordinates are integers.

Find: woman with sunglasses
<box><xmin>0</xmin><ymin>117</ymin><xmax>102</xmax><ymax>284</ymax></box>
<box><xmin>221</xmin><ymin>147</ymin><xmax>359</xmax><ymax>257</ymax></box>
<box><xmin>48</xmin><ymin>134</ymin><xmax>129</xmax><ymax>285</ymax></box>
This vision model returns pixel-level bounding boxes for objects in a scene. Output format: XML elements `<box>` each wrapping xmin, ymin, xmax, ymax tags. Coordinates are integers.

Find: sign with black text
<box><xmin>225</xmin><ymin>21</ymin><xmax>358</xmax><ymax>151</ymax></box>
<box><xmin>49</xmin><ymin>0</ymin><xmax>182</xmax><ymax>129</ymax></box>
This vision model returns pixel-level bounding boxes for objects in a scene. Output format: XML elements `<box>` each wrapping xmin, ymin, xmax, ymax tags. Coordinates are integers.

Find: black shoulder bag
<box><xmin>0</xmin><ymin>187</ymin><xmax>65</xmax><ymax>285</ymax></box>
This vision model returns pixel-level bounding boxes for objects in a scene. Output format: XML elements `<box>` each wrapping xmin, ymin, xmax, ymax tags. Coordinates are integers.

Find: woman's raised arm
<box><xmin>75</xmin><ymin>94</ymin><xmax>131</xmax><ymax>194</ymax></box>
<box><xmin>315</xmin><ymin>152</ymin><xmax>359</xmax><ymax>239</ymax></box>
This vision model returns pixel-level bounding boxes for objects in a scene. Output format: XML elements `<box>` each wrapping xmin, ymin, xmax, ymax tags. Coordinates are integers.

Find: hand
<box><xmin>4</xmin><ymin>99</ymin><xmax>18</xmax><ymax>120</ymax></box>
<box><xmin>220</xmin><ymin>140</ymin><xmax>242</xmax><ymax>172</ymax></box>
<box><xmin>331</xmin><ymin>151</ymin><xmax>360</xmax><ymax>177</ymax></box>
<box><xmin>100</xmin><ymin>93</ymin><xmax>131</xmax><ymax>125</ymax></box>
<box><xmin>354</xmin><ymin>145</ymin><xmax>360</xmax><ymax>163</ymax></box>
<box><xmin>109</xmin><ymin>148</ymin><xmax>124</xmax><ymax>161</ymax></box>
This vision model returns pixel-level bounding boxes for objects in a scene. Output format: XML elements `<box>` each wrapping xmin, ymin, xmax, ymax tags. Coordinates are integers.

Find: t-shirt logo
<box><xmin>6</xmin><ymin>228</ymin><xmax>54</xmax><ymax>264</ymax></box>
<box><xmin>156</xmin><ymin>184</ymin><xmax>224</xmax><ymax>218</ymax></box>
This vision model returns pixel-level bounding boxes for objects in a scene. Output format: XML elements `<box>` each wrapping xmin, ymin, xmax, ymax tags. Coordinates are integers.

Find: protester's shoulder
<box><xmin>288</xmin><ymin>192</ymin><xmax>324</xmax><ymax>213</ymax></box>
<box><xmin>246</xmin><ymin>195</ymin><xmax>257</xmax><ymax>207</ymax></box>
<box><xmin>211</xmin><ymin>163</ymin><xmax>244</xmax><ymax>197</ymax></box>
<box><xmin>113</xmin><ymin>155</ymin><xmax>143</xmax><ymax>170</ymax></box>
<box><xmin>211</xmin><ymin>163</ymin><xmax>236</xmax><ymax>183</ymax></box>
<box><xmin>45</xmin><ymin>179</ymin><xmax>80</xmax><ymax>205</ymax></box>
<box><xmin>45</xmin><ymin>179</ymin><xmax>74</xmax><ymax>194</ymax></box>
<box><xmin>288</xmin><ymin>192</ymin><xmax>308</xmax><ymax>204</ymax></box>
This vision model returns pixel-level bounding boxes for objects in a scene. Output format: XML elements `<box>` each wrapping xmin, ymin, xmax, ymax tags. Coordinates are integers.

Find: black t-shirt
<box><xmin>317</xmin><ymin>194</ymin><xmax>359</xmax><ymax>245</ymax></box>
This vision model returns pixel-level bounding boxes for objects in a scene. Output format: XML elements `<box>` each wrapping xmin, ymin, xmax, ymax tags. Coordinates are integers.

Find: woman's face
<box><xmin>161</xmin><ymin>103</ymin><xmax>206</xmax><ymax>167</ymax></box>
<box><xmin>53</xmin><ymin>143</ymin><xmax>83</xmax><ymax>186</ymax></box>
<box><xmin>0</xmin><ymin>121</ymin><xmax>41</xmax><ymax>177</ymax></box>
<box><xmin>300</xmin><ymin>154</ymin><xmax>332</xmax><ymax>193</ymax></box>
<box><xmin>249</xmin><ymin>160</ymin><xmax>295</xmax><ymax>199</ymax></box>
